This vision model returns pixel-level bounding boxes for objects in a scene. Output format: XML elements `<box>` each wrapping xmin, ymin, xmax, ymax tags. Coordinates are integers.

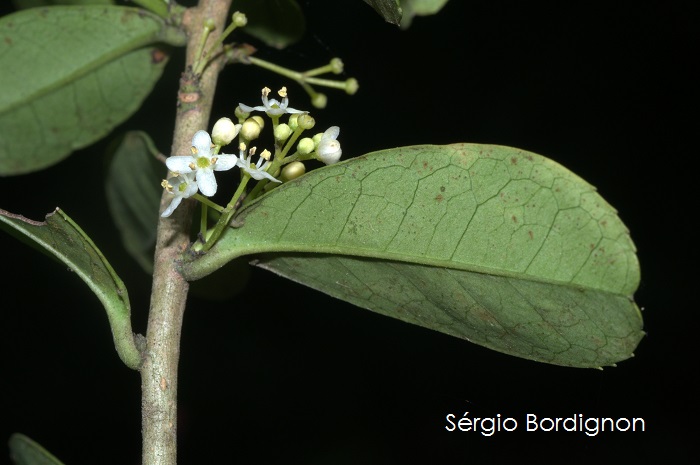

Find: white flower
<box><xmin>236</xmin><ymin>145</ymin><xmax>281</xmax><ymax>183</ymax></box>
<box><xmin>238</xmin><ymin>86</ymin><xmax>305</xmax><ymax>116</ymax></box>
<box><xmin>316</xmin><ymin>126</ymin><xmax>342</xmax><ymax>164</ymax></box>
<box><xmin>161</xmin><ymin>173</ymin><xmax>198</xmax><ymax>217</ymax></box>
<box><xmin>165</xmin><ymin>130</ymin><xmax>238</xmax><ymax>197</ymax></box>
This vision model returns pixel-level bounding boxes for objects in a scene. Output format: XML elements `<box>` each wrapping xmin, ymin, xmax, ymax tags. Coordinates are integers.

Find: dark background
<box><xmin>1</xmin><ymin>1</ymin><xmax>697</xmax><ymax>464</ymax></box>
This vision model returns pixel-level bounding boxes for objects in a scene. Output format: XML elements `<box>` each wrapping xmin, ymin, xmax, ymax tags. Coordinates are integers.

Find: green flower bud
<box><xmin>288</xmin><ymin>114</ymin><xmax>299</xmax><ymax>131</ymax></box>
<box><xmin>312</xmin><ymin>93</ymin><xmax>328</xmax><ymax>109</ymax></box>
<box><xmin>232</xmin><ymin>11</ymin><xmax>247</xmax><ymax>27</ymax></box>
<box><xmin>280</xmin><ymin>161</ymin><xmax>306</xmax><ymax>182</ymax></box>
<box><xmin>297</xmin><ymin>114</ymin><xmax>316</xmax><ymax>130</ymax></box>
<box><xmin>345</xmin><ymin>78</ymin><xmax>359</xmax><ymax>95</ymax></box>
<box><xmin>204</xmin><ymin>18</ymin><xmax>216</xmax><ymax>32</ymax></box>
<box><xmin>330</xmin><ymin>58</ymin><xmax>344</xmax><ymax>74</ymax></box>
<box><xmin>297</xmin><ymin>137</ymin><xmax>315</xmax><ymax>155</ymax></box>
<box><xmin>274</xmin><ymin>123</ymin><xmax>292</xmax><ymax>143</ymax></box>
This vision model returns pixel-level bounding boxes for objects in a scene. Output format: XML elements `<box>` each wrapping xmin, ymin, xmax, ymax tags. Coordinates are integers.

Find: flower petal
<box><xmin>238</xmin><ymin>103</ymin><xmax>266</xmax><ymax>113</ymax></box>
<box><xmin>192</xmin><ymin>130</ymin><xmax>213</xmax><ymax>157</ymax></box>
<box><xmin>197</xmin><ymin>169</ymin><xmax>218</xmax><ymax>196</ymax></box>
<box><xmin>166</xmin><ymin>156</ymin><xmax>195</xmax><ymax>173</ymax></box>
<box><xmin>322</xmin><ymin>126</ymin><xmax>340</xmax><ymax>140</ymax></box>
<box><xmin>212</xmin><ymin>154</ymin><xmax>238</xmax><ymax>171</ymax></box>
<box><xmin>161</xmin><ymin>196</ymin><xmax>183</xmax><ymax>217</ymax></box>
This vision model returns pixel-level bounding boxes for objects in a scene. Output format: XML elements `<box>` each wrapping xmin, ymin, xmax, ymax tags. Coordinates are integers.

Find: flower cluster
<box><xmin>161</xmin><ymin>87</ymin><xmax>343</xmax><ymax>220</ymax></box>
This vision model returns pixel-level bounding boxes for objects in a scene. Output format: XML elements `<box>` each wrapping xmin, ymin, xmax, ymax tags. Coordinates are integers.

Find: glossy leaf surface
<box><xmin>0</xmin><ymin>5</ymin><xmax>186</xmax><ymax>175</ymax></box>
<box><xmin>182</xmin><ymin>144</ymin><xmax>643</xmax><ymax>368</ymax></box>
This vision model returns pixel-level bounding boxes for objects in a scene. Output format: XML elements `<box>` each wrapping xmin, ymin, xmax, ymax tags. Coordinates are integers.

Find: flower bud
<box><xmin>251</xmin><ymin>116</ymin><xmax>265</xmax><ymax>129</ymax></box>
<box><xmin>345</xmin><ymin>78</ymin><xmax>359</xmax><ymax>95</ymax></box>
<box><xmin>204</xmin><ymin>18</ymin><xmax>216</xmax><ymax>32</ymax></box>
<box><xmin>316</xmin><ymin>126</ymin><xmax>342</xmax><ymax>165</ymax></box>
<box><xmin>280</xmin><ymin>161</ymin><xmax>306</xmax><ymax>182</ymax></box>
<box><xmin>241</xmin><ymin>118</ymin><xmax>262</xmax><ymax>140</ymax></box>
<box><xmin>297</xmin><ymin>114</ymin><xmax>316</xmax><ymax>130</ymax></box>
<box><xmin>274</xmin><ymin>123</ymin><xmax>292</xmax><ymax>143</ymax></box>
<box><xmin>211</xmin><ymin>117</ymin><xmax>240</xmax><ymax>146</ymax></box>
<box><xmin>232</xmin><ymin>11</ymin><xmax>247</xmax><ymax>27</ymax></box>
<box><xmin>312</xmin><ymin>93</ymin><xmax>327</xmax><ymax>109</ymax></box>
<box><xmin>330</xmin><ymin>58</ymin><xmax>344</xmax><ymax>74</ymax></box>
<box><xmin>288</xmin><ymin>114</ymin><xmax>300</xmax><ymax>131</ymax></box>
<box><xmin>297</xmin><ymin>137</ymin><xmax>315</xmax><ymax>155</ymax></box>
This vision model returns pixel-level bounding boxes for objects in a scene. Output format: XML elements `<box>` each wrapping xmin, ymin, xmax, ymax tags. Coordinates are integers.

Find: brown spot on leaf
<box><xmin>440</xmin><ymin>186</ymin><xmax>446</xmax><ymax>192</ymax></box>
<box><xmin>528</xmin><ymin>230</ymin><xmax>534</xmax><ymax>240</ymax></box>
<box><xmin>435</xmin><ymin>194</ymin><xmax>444</xmax><ymax>203</ymax></box>
<box><xmin>511</xmin><ymin>157</ymin><xmax>518</xmax><ymax>165</ymax></box>
<box><xmin>512</xmin><ymin>215</ymin><xmax>518</xmax><ymax>223</ymax></box>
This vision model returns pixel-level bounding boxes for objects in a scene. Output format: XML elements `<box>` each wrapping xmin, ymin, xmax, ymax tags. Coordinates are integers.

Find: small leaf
<box><xmin>399</xmin><ymin>0</ymin><xmax>449</xmax><ymax>29</ymax></box>
<box><xmin>104</xmin><ymin>131</ymin><xmax>163</xmax><ymax>274</ymax></box>
<box><xmin>0</xmin><ymin>5</ymin><xmax>186</xmax><ymax>175</ymax></box>
<box><xmin>236</xmin><ymin>0</ymin><xmax>305</xmax><ymax>49</ymax></box>
<box><xmin>0</xmin><ymin>207</ymin><xmax>142</xmax><ymax>369</ymax></box>
<box><xmin>362</xmin><ymin>0</ymin><xmax>402</xmax><ymax>25</ymax></box>
<box><xmin>182</xmin><ymin>144</ymin><xmax>643</xmax><ymax>368</ymax></box>
<box><xmin>9</xmin><ymin>433</ymin><xmax>66</xmax><ymax>465</ymax></box>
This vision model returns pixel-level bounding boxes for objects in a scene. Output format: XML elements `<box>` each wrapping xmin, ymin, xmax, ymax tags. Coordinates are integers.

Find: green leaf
<box><xmin>362</xmin><ymin>0</ymin><xmax>402</xmax><ymax>25</ymax></box>
<box><xmin>0</xmin><ymin>5</ymin><xmax>186</xmax><ymax>176</ymax></box>
<box><xmin>182</xmin><ymin>144</ymin><xmax>643</xmax><ymax>368</ymax></box>
<box><xmin>12</xmin><ymin>0</ymin><xmax>114</xmax><ymax>10</ymax></box>
<box><xmin>0</xmin><ymin>207</ymin><xmax>142</xmax><ymax>369</ymax></box>
<box><xmin>9</xmin><ymin>433</ymin><xmax>66</xmax><ymax>465</ymax></box>
<box><xmin>399</xmin><ymin>0</ymin><xmax>448</xmax><ymax>29</ymax></box>
<box><xmin>236</xmin><ymin>0</ymin><xmax>305</xmax><ymax>49</ymax></box>
<box><xmin>104</xmin><ymin>131</ymin><xmax>163</xmax><ymax>274</ymax></box>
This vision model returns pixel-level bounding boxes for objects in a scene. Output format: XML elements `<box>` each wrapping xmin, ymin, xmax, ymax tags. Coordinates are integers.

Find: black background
<box><xmin>1</xmin><ymin>1</ymin><xmax>697</xmax><ymax>464</ymax></box>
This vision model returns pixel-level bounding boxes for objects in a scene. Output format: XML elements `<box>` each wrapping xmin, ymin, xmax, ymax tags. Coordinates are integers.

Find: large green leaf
<box><xmin>182</xmin><ymin>144</ymin><xmax>643</xmax><ymax>368</ymax></box>
<box><xmin>0</xmin><ymin>207</ymin><xmax>142</xmax><ymax>369</ymax></box>
<box><xmin>0</xmin><ymin>5</ymin><xmax>186</xmax><ymax>175</ymax></box>
<box><xmin>9</xmin><ymin>434</ymin><xmax>66</xmax><ymax>465</ymax></box>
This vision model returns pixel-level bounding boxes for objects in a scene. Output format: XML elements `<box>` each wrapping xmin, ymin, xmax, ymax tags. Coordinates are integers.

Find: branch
<box><xmin>140</xmin><ymin>1</ymin><xmax>233</xmax><ymax>464</ymax></box>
